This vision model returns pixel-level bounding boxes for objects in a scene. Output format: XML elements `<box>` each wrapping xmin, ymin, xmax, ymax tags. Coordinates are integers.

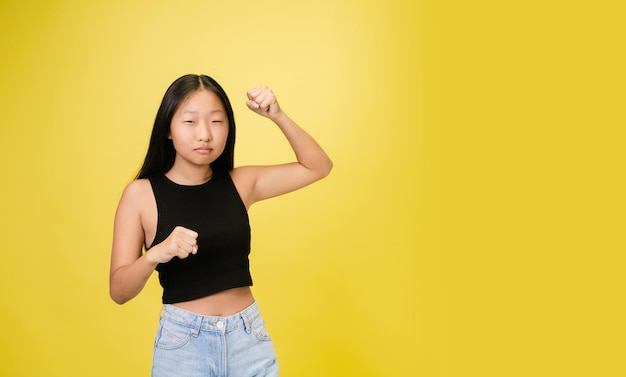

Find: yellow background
<box><xmin>1</xmin><ymin>0</ymin><xmax>624</xmax><ymax>376</ymax></box>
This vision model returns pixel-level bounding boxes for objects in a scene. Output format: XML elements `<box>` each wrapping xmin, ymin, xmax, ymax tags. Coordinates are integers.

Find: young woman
<box><xmin>109</xmin><ymin>74</ymin><xmax>332</xmax><ymax>376</ymax></box>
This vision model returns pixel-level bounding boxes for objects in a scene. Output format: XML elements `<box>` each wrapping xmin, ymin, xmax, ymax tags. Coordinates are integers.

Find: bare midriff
<box><xmin>172</xmin><ymin>286</ymin><xmax>255</xmax><ymax>316</ymax></box>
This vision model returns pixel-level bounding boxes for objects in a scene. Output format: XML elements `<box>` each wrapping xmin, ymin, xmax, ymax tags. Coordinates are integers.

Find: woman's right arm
<box><xmin>109</xmin><ymin>180</ymin><xmax>198</xmax><ymax>304</ymax></box>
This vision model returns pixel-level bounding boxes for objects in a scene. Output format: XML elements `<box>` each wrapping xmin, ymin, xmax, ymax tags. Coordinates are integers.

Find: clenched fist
<box><xmin>148</xmin><ymin>226</ymin><xmax>198</xmax><ymax>264</ymax></box>
<box><xmin>246</xmin><ymin>86</ymin><xmax>282</xmax><ymax>120</ymax></box>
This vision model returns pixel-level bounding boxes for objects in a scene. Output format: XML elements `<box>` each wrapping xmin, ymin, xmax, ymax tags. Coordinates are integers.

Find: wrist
<box><xmin>142</xmin><ymin>248</ymin><xmax>161</xmax><ymax>268</ymax></box>
<box><xmin>269</xmin><ymin>110</ymin><xmax>289</xmax><ymax>124</ymax></box>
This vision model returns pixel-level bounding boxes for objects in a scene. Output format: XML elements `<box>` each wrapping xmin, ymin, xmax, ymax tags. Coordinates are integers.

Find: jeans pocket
<box><xmin>155</xmin><ymin>318</ymin><xmax>192</xmax><ymax>350</ymax></box>
<box><xmin>251</xmin><ymin>317</ymin><xmax>272</xmax><ymax>342</ymax></box>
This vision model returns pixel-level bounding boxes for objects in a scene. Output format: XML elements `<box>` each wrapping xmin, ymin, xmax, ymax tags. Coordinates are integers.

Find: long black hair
<box><xmin>136</xmin><ymin>74</ymin><xmax>236</xmax><ymax>179</ymax></box>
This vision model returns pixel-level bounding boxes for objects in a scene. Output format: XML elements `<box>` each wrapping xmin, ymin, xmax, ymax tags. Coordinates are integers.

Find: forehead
<box><xmin>177</xmin><ymin>89</ymin><xmax>225</xmax><ymax>114</ymax></box>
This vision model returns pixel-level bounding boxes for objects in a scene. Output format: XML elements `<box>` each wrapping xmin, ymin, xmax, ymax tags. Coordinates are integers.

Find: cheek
<box><xmin>217</xmin><ymin>126</ymin><xmax>229</xmax><ymax>143</ymax></box>
<box><xmin>169</xmin><ymin>126</ymin><xmax>191</xmax><ymax>142</ymax></box>
<box><xmin>168</xmin><ymin>132</ymin><xmax>189</xmax><ymax>151</ymax></box>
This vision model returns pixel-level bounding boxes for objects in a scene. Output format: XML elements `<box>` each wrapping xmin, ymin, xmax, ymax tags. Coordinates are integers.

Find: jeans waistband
<box><xmin>161</xmin><ymin>301</ymin><xmax>260</xmax><ymax>334</ymax></box>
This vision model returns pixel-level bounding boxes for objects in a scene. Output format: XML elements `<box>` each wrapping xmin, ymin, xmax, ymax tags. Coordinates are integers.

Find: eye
<box><xmin>184</xmin><ymin>120</ymin><xmax>194</xmax><ymax>124</ymax></box>
<box><xmin>211</xmin><ymin>120</ymin><xmax>223</xmax><ymax>124</ymax></box>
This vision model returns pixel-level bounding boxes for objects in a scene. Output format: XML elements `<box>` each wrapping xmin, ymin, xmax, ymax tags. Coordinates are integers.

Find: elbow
<box><xmin>109</xmin><ymin>286</ymin><xmax>131</xmax><ymax>305</ymax></box>
<box><xmin>110</xmin><ymin>292</ymin><xmax>127</xmax><ymax>305</ymax></box>
<box><xmin>320</xmin><ymin>158</ymin><xmax>333</xmax><ymax>178</ymax></box>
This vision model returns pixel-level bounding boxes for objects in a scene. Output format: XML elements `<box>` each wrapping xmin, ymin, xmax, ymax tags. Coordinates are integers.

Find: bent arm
<box><xmin>109</xmin><ymin>181</ymin><xmax>158</xmax><ymax>304</ymax></box>
<box><xmin>274</xmin><ymin>111</ymin><xmax>333</xmax><ymax>177</ymax></box>
<box><xmin>235</xmin><ymin>86</ymin><xmax>333</xmax><ymax>207</ymax></box>
<box><xmin>238</xmin><ymin>111</ymin><xmax>333</xmax><ymax>206</ymax></box>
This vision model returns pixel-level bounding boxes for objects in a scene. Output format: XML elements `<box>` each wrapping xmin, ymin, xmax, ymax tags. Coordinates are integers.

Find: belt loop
<box><xmin>191</xmin><ymin>315</ymin><xmax>202</xmax><ymax>337</ymax></box>
<box><xmin>241</xmin><ymin>311</ymin><xmax>252</xmax><ymax>334</ymax></box>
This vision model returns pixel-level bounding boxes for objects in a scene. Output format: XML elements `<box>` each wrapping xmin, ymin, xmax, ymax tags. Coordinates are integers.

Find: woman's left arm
<box><xmin>232</xmin><ymin>86</ymin><xmax>333</xmax><ymax>207</ymax></box>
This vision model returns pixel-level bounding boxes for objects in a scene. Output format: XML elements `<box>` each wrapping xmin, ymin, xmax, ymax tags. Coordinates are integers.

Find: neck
<box><xmin>166</xmin><ymin>163</ymin><xmax>214</xmax><ymax>186</ymax></box>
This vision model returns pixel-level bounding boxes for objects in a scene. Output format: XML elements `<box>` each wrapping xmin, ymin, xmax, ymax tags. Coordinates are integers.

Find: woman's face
<box><xmin>169</xmin><ymin>89</ymin><xmax>229</xmax><ymax>169</ymax></box>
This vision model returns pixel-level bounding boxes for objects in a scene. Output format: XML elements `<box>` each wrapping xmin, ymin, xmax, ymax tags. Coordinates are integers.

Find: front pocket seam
<box><xmin>156</xmin><ymin>326</ymin><xmax>192</xmax><ymax>350</ymax></box>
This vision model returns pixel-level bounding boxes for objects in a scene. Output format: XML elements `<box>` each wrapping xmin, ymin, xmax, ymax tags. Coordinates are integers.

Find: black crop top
<box><xmin>148</xmin><ymin>171</ymin><xmax>252</xmax><ymax>304</ymax></box>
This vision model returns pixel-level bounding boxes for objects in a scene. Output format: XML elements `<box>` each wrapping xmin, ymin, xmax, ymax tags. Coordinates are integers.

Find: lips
<box><xmin>195</xmin><ymin>146</ymin><xmax>212</xmax><ymax>154</ymax></box>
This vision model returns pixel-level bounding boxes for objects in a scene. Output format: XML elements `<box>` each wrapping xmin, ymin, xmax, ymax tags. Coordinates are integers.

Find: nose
<box><xmin>197</xmin><ymin>120</ymin><xmax>212</xmax><ymax>142</ymax></box>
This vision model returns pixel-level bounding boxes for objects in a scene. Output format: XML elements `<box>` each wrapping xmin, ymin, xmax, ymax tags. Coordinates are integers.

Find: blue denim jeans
<box><xmin>152</xmin><ymin>301</ymin><xmax>279</xmax><ymax>377</ymax></box>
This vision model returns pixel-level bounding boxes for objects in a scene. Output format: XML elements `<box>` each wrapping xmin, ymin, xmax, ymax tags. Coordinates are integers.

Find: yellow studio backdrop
<box><xmin>0</xmin><ymin>0</ymin><xmax>624</xmax><ymax>376</ymax></box>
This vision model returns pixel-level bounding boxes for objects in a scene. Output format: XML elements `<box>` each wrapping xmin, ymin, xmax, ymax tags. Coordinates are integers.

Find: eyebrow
<box><xmin>183</xmin><ymin>109</ymin><xmax>223</xmax><ymax>114</ymax></box>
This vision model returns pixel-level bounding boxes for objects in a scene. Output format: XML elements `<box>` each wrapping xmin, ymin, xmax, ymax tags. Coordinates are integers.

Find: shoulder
<box><xmin>229</xmin><ymin>166</ymin><xmax>264</xmax><ymax>190</ymax></box>
<box><xmin>122</xmin><ymin>178</ymin><xmax>152</xmax><ymax>199</ymax></box>
<box><xmin>229</xmin><ymin>166</ymin><xmax>256</xmax><ymax>182</ymax></box>
<box><xmin>116</xmin><ymin>178</ymin><xmax>154</xmax><ymax>214</ymax></box>
<box><xmin>228</xmin><ymin>167</ymin><xmax>259</xmax><ymax>209</ymax></box>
